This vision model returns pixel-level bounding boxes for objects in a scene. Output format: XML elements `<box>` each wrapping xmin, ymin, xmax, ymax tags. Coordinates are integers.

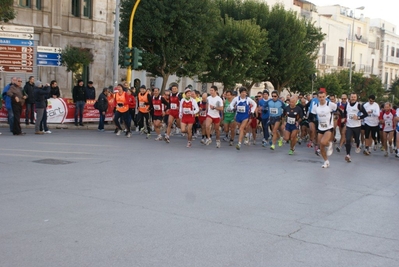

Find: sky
<box><xmin>309</xmin><ymin>0</ymin><xmax>399</xmax><ymax>30</ymax></box>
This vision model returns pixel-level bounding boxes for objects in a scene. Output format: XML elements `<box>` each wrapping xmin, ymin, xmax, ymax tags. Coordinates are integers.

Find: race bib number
<box><xmin>287</xmin><ymin>117</ymin><xmax>295</xmax><ymax>124</ymax></box>
<box><xmin>171</xmin><ymin>103</ymin><xmax>177</xmax><ymax>110</ymax></box>
<box><xmin>270</xmin><ymin>108</ymin><xmax>278</xmax><ymax>115</ymax></box>
<box><xmin>385</xmin><ymin>120</ymin><xmax>392</xmax><ymax>127</ymax></box>
<box><xmin>237</xmin><ymin>106</ymin><xmax>246</xmax><ymax>113</ymax></box>
<box><xmin>349</xmin><ymin>114</ymin><xmax>356</xmax><ymax>120</ymax></box>
<box><xmin>319</xmin><ymin>120</ymin><xmax>327</xmax><ymax>129</ymax></box>
<box><xmin>153</xmin><ymin>105</ymin><xmax>161</xmax><ymax>111</ymax></box>
<box><xmin>225</xmin><ymin>107</ymin><xmax>234</xmax><ymax>113</ymax></box>
<box><xmin>183</xmin><ymin>108</ymin><xmax>191</xmax><ymax>114</ymax></box>
<box><xmin>199</xmin><ymin>111</ymin><xmax>206</xmax><ymax>117</ymax></box>
<box><xmin>139</xmin><ymin>102</ymin><xmax>145</xmax><ymax>108</ymax></box>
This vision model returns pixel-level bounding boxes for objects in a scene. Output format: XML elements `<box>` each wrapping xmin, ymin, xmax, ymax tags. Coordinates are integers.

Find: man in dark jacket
<box><xmin>49</xmin><ymin>80</ymin><xmax>60</xmax><ymax>98</ymax></box>
<box><xmin>33</xmin><ymin>81</ymin><xmax>50</xmax><ymax>134</ymax></box>
<box><xmin>7</xmin><ymin>77</ymin><xmax>27</xmax><ymax>135</ymax></box>
<box><xmin>72</xmin><ymin>79</ymin><xmax>86</xmax><ymax>126</ymax></box>
<box><xmin>23</xmin><ymin>76</ymin><xmax>35</xmax><ymax>125</ymax></box>
<box><xmin>97</xmin><ymin>88</ymin><xmax>109</xmax><ymax>131</ymax></box>
<box><xmin>85</xmin><ymin>81</ymin><xmax>96</xmax><ymax>100</ymax></box>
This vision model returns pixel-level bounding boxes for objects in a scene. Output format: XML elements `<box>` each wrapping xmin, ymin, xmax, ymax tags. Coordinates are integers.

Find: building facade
<box><xmin>1</xmin><ymin>0</ymin><xmax>116</xmax><ymax>98</ymax></box>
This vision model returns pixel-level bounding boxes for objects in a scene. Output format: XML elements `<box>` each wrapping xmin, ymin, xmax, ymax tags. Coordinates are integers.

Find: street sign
<box><xmin>0</xmin><ymin>38</ymin><xmax>34</xmax><ymax>46</ymax></box>
<box><xmin>37</xmin><ymin>46</ymin><xmax>62</xmax><ymax>67</ymax></box>
<box><xmin>0</xmin><ymin>32</ymin><xmax>33</xmax><ymax>40</ymax></box>
<box><xmin>0</xmin><ymin>65</ymin><xmax>33</xmax><ymax>72</ymax></box>
<box><xmin>0</xmin><ymin>25</ymin><xmax>34</xmax><ymax>33</ymax></box>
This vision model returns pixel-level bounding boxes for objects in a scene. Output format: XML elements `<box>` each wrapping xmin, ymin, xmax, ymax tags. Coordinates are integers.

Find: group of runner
<box><xmin>112</xmin><ymin>84</ymin><xmax>399</xmax><ymax>168</ymax></box>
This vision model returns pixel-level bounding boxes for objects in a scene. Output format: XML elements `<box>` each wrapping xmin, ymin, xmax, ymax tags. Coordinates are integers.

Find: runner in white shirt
<box><xmin>179</xmin><ymin>88</ymin><xmax>199</xmax><ymax>147</ymax></box>
<box><xmin>204</xmin><ymin>86</ymin><xmax>224</xmax><ymax>148</ymax></box>
<box><xmin>311</xmin><ymin>90</ymin><xmax>337</xmax><ymax>168</ymax></box>
<box><xmin>362</xmin><ymin>95</ymin><xmax>380</xmax><ymax>155</ymax></box>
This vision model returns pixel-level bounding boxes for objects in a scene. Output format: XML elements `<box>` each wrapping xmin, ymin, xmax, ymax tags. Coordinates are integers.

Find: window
<box><xmin>397</xmin><ymin>48</ymin><xmax>399</xmax><ymax>58</ymax></box>
<box><xmin>376</xmin><ymin>37</ymin><xmax>380</xmax><ymax>50</ymax></box>
<box><xmin>72</xmin><ymin>0</ymin><xmax>80</xmax><ymax>17</ymax></box>
<box><xmin>36</xmin><ymin>0</ymin><xmax>41</xmax><ymax>10</ymax></box>
<box><xmin>19</xmin><ymin>0</ymin><xmax>31</xmax><ymax>7</ymax></box>
<box><xmin>83</xmin><ymin>0</ymin><xmax>92</xmax><ymax>18</ymax></box>
<box><xmin>338</xmin><ymin>47</ymin><xmax>344</xmax><ymax>66</ymax></box>
<box><xmin>391</xmin><ymin>47</ymin><xmax>395</xmax><ymax>57</ymax></box>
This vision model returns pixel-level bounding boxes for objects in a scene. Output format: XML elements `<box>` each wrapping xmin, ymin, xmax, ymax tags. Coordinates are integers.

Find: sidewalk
<box><xmin>0</xmin><ymin>122</ymin><xmax>117</xmax><ymax>131</ymax></box>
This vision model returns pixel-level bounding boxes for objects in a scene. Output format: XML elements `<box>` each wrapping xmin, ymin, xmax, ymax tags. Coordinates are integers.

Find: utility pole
<box><xmin>126</xmin><ymin>0</ymin><xmax>141</xmax><ymax>85</ymax></box>
<box><xmin>113</xmin><ymin>0</ymin><xmax>120</xmax><ymax>87</ymax></box>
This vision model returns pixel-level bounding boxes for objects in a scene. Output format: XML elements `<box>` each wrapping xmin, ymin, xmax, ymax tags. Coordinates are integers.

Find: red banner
<box><xmin>0</xmin><ymin>98</ymin><xmax>115</xmax><ymax>123</ymax></box>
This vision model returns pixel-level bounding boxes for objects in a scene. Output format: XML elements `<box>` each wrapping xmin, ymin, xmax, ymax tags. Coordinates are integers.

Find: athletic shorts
<box><xmin>235</xmin><ymin>115</ymin><xmax>249</xmax><ymax>124</ymax></box>
<box><xmin>223</xmin><ymin>117</ymin><xmax>235</xmax><ymax>124</ymax></box>
<box><xmin>285</xmin><ymin>123</ymin><xmax>299</xmax><ymax>132</ymax></box>
<box><xmin>269</xmin><ymin>116</ymin><xmax>282</xmax><ymax>125</ymax></box>
<box><xmin>361</xmin><ymin>124</ymin><xmax>366</xmax><ymax>131</ymax></box>
<box><xmin>364</xmin><ymin>124</ymin><xmax>379</xmax><ymax>139</ymax></box>
<box><xmin>250</xmin><ymin>117</ymin><xmax>257</xmax><ymax>128</ymax></box>
<box><xmin>206</xmin><ymin>115</ymin><xmax>221</xmax><ymax>124</ymax></box>
<box><xmin>317</xmin><ymin>128</ymin><xmax>333</xmax><ymax>135</ymax></box>
<box><xmin>181</xmin><ymin>115</ymin><xmax>195</xmax><ymax>124</ymax></box>
<box><xmin>300</xmin><ymin>119</ymin><xmax>309</xmax><ymax>128</ymax></box>
<box><xmin>152</xmin><ymin>115</ymin><xmax>163</xmax><ymax>121</ymax></box>
<box><xmin>169</xmin><ymin>111</ymin><xmax>179</xmax><ymax>119</ymax></box>
<box><xmin>163</xmin><ymin>115</ymin><xmax>169</xmax><ymax>125</ymax></box>
<box><xmin>199</xmin><ymin>116</ymin><xmax>207</xmax><ymax>125</ymax></box>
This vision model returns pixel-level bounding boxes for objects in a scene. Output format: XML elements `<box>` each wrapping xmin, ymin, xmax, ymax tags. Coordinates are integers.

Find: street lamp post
<box><xmin>349</xmin><ymin>6</ymin><xmax>365</xmax><ymax>90</ymax></box>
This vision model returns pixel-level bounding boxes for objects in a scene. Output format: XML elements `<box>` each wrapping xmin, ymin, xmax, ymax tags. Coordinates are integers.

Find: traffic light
<box><xmin>123</xmin><ymin>47</ymin><xmax>133</xmax><ymax>68</ymax></box>
<box><xmin>133</xmin><ymin>47</ymin><xmax>143</xmax><ymax>70</ymax></box>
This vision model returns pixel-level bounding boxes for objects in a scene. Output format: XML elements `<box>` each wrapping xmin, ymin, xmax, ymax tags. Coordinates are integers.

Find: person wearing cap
<box><xmin>23</xmin><ymin>76</ymin><xmax>35</xmax><ymax>125</ymax></box>
<box><xmin>72</xmin><ymin>79</ymin><xmax>87</xmax><ymax>126</ymax></box>
<box><xmin>179</xmin><ymin>88</ymin><xmax>199</xmax><ymax>147</ymax></box>
<box><xmin>137</xmin><ymin>84</ymin><xmax>152</xmax><ymax>138</ymax></box>
<box><xmin>85</xmin><ymin>81</ymin><xmax>96</xmax><ymax>100</ymax></box>
<box><xmin>33</xmin><ymin>81</ymin><xmax>50</xmax><ymax>134</ymax></box>
<box><xmin>7</xmin><ymin>77</ymin><xmax>28</xmax><ymax>135</ymax></box>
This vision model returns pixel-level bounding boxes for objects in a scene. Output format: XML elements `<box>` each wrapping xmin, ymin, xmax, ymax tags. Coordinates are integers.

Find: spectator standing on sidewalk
<box><xmin>33</xmin><ymin>81</ymin><xmax>50</xmax><ymax>134</ymax></box>
<box><xmin>23</xmin><ymin>76</ymin><xmax>35</xmax><ymax>125</ymax></box>
<box><xmin>7</xmin><ymin>77</ymin><xmax>27</xmax><ymax>135</ymax></box>
<box><xmin>2</xmin><ymin>77</ymin><xmax>17</xmax><ymax>132</ymax></box>
<box><xmin>85</xmin><ymin>81</ymin><xmax>96</xmax><ymax>100</ymax></box>
<box><xmin>72</xmin><ymin>79</ymin><xmax>86</xmax><ymax>126</ymax></box>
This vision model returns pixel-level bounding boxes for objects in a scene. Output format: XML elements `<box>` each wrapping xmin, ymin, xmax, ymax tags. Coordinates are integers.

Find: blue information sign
<box><xmin>37</xmin><ymin>59</ymin><xmax>62</xmax><ymax>67</ymax></box>
<box><xmin>0</xmin><ymin>38</ymin><xmax>33</xmax><ymax>46</ymax></box>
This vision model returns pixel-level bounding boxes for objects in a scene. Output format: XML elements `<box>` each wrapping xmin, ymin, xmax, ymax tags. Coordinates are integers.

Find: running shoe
<box><xmin>187</xmin><ymin>141</ymin><xmax>192</xmax><ymax>148</ymax></box>
<box><xmin>262</xmin><ymin>141</ymin><xmax>267</xmax><ymax>147</ymax></box>
<box><xmin>315</xmin><ymin>149</ymin><xmax>321</xmax><ymax>157</ymax></box>
<box><xmin>164</xmin><ymin>135</ymin><xmax>170</xmax><ymax>143</ymax></box>
<box><xmin>336</xmin><ymin>146</ymin><xmax>341</xmax><ymax>152</ymax></box>
<box><xmin>244</xmin><ymin>137</ymin><xmax>249</xmax><ymax>145</ymax></box>
<box><xmin>355</xmin><ymin>147</ymin><xmax>361</xmax><ymax>154</ymax></box>
<box><xmin>222</xmin><ymin>137</ymin><xmax>229</xmax><ymax>142</ymax></box>
<box><xmin>373</xmin><ymin>143</ymin><xmax>377</xmax><ymax>151</ymax></box>
<box><xmin>216</xmin><ymin>140</ymin><xmax>221</xmax><ymax>148</ymax></box>
<box><xmin>155</xmin><ymin>135</ymin><xmax>162</xmax><ymax>141</ymax></box>
<box><xmin>229</xmin><ymin>140</ymin><xmax>234</xmax><ymax>146</ymax></box>
<box><xmin>236</xmin><ymin>143</ymin><xmax>241</xmax><ymax>150</ymax></box>
<box><xmin>384</xmin><ymin>151</ymin><xmax>388</xmax><ymax>157</ymax></box>
<box><xmin>278</xmin><ymin>138</ymin><xmax>283</xmax><ymax>147</ymax></box>
<box><xmin>126</xmin><ymin>132</ymin><xmax>131</xmax><ymax>138</ymax></box>
<box><xmin>297</xmin><ymin>138</ymin><xmax>301</xmax><ymax>145</ymax></box>
<box><xmin>390</xmin><ymin>146</ymin><xmax>394</xmax><ymax>154</ymax></box>
<box><xmin>116</xmin><ymin>130</ymin><xmax>122</xmax><ymax>136</ymax></box>
<box><xmin>288</xmin><ymin>149</ymin><xmax>294</xmax><ymax>155</ymax></box>
<box><xmin>307</xmin><ymin>141</ymin><xmax>312</xmax><ymax>148</ymax></box>
<box><xmin>201</xmin><ymin>138</ymin><xmax>205</xmax><ymax>144</ymax></box>
<box><xmin>146</xmin><ymin>133</ymin><xmax>150</xmax><ymax>139</ymax></box>
<box><xmin>327</xmin><ymin>142</ymin><xmax>333</xmax><ymax>156</ymax></box>
<box><xmin>205</xmin><ymin>139</ymin><xmax>212</xmax><ymax>146</ymax></box>
<box><xmin>345</xmin><ymin>155</ymin><xmax>351</xmax><ymax>162</ymax></box>
<box><xmin>44</xmin><ymin>130</ymin><xmax>52</xmax><ymax>134</ymax></box>
<box><xmin>252</xmin><ymin>140</ymin><xmax>256</xmax><ymax>145</ymax></box>
<box><xmin>363</xmin><ymin>149</ymin><xmax>370</xmax><ymax>156</ymax></box>
<box><xmin>269</xmin><ymin>139</ymin><xmax>273</xmax><ymax>146</ymax></box>
<box><xmin>270</xmin><ymin>144</ymin><xmax>275</xmax><ymax>150</ymax></box>
<box><xmin>321</xmin><ymin>160</ymin><xmax>330</xmax><ymax>168</ymax></box>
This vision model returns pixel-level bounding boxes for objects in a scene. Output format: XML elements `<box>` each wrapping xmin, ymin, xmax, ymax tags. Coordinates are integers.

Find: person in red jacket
<box><xmin>126</xmin><ymin>89</ymin><xmax>136</xmax><ymax>131</ymax></box>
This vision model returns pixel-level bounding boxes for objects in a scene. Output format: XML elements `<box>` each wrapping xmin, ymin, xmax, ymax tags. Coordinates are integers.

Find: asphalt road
<box><xmin>0</xmin><ymin>125</ymin><xmax>398</xmax><ymax>267</ymax></box>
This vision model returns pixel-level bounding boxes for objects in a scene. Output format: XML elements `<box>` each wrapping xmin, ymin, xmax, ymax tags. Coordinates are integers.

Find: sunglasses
<box><xmin>272</xmin><ymin>95</ymin><xmax>278</xmax><ymax>97</ymax></box>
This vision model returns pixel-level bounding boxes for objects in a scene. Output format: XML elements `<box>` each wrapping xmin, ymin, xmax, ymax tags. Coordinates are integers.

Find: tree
<box><xmin>314</xmin><ymin>72</ymin><xmax>343</xmax><ymax>97</ymax></box>
<box><xmin>389</xmin><ymin>78</ymin><xmax>399</xmax><ymax>105</ymax></box>
<box><xmin>0</xmin><ymin>0</ymin><xmax>16</xmax><ymax>23</ymax></box>
<box><xmin>120</xmin><ymin>0</ymin><xmax>220</xmax><ymax>92</ymax></box>
<box><xmin>61</xmin><ymin>45</ymin><xmax>94</xmax><ymax>73</ymax></box>
<box><xmin>199</xmin><ymin>16</ymin><xmax>269</xmax><ymax>90</ymax></box>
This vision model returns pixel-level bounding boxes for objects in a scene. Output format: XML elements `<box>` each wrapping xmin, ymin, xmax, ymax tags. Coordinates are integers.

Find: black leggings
<box><xmin>345</xmin><ymin>126</ymin><xmax>361</xmax><ymax>155</ymax></box>
<box><xmin>137</xmin><ymin>112</ymin><xmax>151</xmax><ymax>133</ymax></box>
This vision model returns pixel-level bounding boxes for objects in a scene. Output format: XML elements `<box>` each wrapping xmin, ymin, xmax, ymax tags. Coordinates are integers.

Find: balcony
<box><xmin>320</xmin><ymin>55</ymin><xmax>334</xmax><ymax>66</ymax></box>
<box><xmin>385</xmin><ymin>56</ymin><xmax>399</xmax><ymax>65</ymax></box>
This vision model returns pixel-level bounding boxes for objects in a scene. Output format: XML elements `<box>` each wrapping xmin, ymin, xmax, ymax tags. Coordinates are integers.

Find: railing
<box><xmin>386</xmin><ymin>56</ymin><xmax>399</xmax><ymax>64</ymax></box>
